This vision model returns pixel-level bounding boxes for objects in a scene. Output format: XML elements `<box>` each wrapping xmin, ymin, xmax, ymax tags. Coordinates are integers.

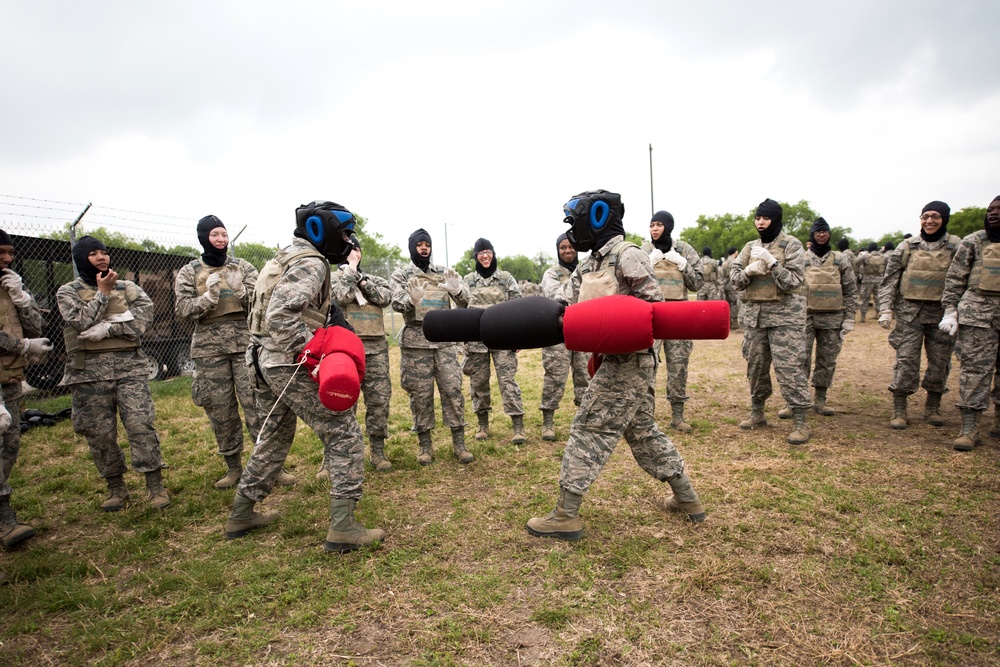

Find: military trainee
<box><xmin>732</xmin><ymin>198</ymin><xmax>813</xmax><ymax>444</ymax></box>
<box><xmin>642</xmin><ymin>210</ymin><xmax>704</xmax><ymax>432</ymax></box>
<box><xmin>225</xmin><ymin>200</ymin><xmax>384</xmax><ymax>553</ymax></box>
<box><xmin>720</xmin><ymin>246</ymin><xmax>741</xmax><ymax>330</ymax></box>
<box><xmin>389</xmin><ymin>229</ymin><xmax>473</xmax><ymax>465</ymax></box>
<box><xmin>939</xmin><ymin>195</ymin><xmax>1000</xmax><ymax>451</ymax></box>
<box><xmin>538</xmin><ymin>233</ymin><xmax>590</xmax><ymax>441</ymax></box>
<box><xmin>856</xmin><ymin>242</ymin><xmax>885</xmax><ymax>322</ymax></box>
<box><xmin>526</xmin><ymin>189</ymin><xmax>705</xmax><ymax>542</ymax></box>
<box><xmin>57</xmin><ymin>236</ymin><xmax>170</xmax><ymax>512</ymax></box>
<box><xmin>697</xmin><ymin>247</ymin><xmax>721</xmax><ymax>301</ymax></box>
<box><xmin>878</xmin><ymin>201</ymin><xmax>958</xmax><ymax>430</ymax></box>
<box><xmin>454</xmin><ymin>238</ymin><xmax>526</xmax><ymax>444</ymax></box>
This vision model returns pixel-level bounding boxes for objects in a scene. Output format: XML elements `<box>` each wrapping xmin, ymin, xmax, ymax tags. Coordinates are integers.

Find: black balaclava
<box><xmin>755</xmin><ymin>198</ymin><xmax>783</xmax><ymax>243</ymax></box>
<box><xmin>197</xmin><ymin>215</ymin><xmax>228</xmax><ymax>267</ymax></box>
<box><xmin>920</xmin><ymin>201</ymin><xmax>950</xmax><ymax>243</ymax></box>
<box><xmin>810</xmin><ymin>217</ymin><xmax>832</xmax><ymax>257</ymax></box>
<box><xmin>408</xmin><ymin>228</ymin><xmax>432</xmax><ymax>271</ymax></box>
<box><xmin>473</xmin><ymin>237</ymin><xmax>497</xmax><ymax>278</ymax></box>
<box><xmin>556</xmin><ymin>233</ymin><xmax>578</xmax><ymax>272</ymax></box>
<box><xmin>867</xmin><ymin>242</ymin><xmax>879</xmax><ymax>252</ymax></box>
<box><xmin>702</xmin><ymin>246</ymin><xmax>713</xmax><ymax>258</ymax></box>
<box><xmin>650</xmin><ymin>210</ymin><xmax>674</xmax><ymax>252</ymax></box>
<box><xmin>727</xmin><ymin>246</ymin><xmax>738</xmax><ymax>256</ymax></box>
<box><xmin>73</xmin><ymin>235</ymin><xmax>108</xmax><ymax>287</ymax></box>
<box><xmin>837</xmin><ymin>238</ymin><xmax>850</xmax><ymax>252</ymax></box>
<box><xmin>884</xmin><ymin>241</ymin><xmax>895</xmax><ymax>252</ymax></box>
<box><xmin>985</xmin><ymin>195</ymin><xmax>1000</xmax><ymax>242</ymax></box>
<box><xmin>0</xmin><ymin>228</ymin><xmax>12</xmax><ymax>247</ymax></box>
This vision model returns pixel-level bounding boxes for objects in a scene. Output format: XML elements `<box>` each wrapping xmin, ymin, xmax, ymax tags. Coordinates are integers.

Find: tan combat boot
<box><xmin>739</xmin><ymin>403</ymin><xmax>767</xmax><ymax>430</ymax></box>
<box><xmin>145</xmin><ymin>469</ymin><xmax>170</xmax><ymax>510</ymax></box>
<box><xmin>315</xmin><ymin>461</ymin><xmax>331</xmax><ymax>482</ymax></box>
<box><xmin>324</xmin><ymin>498</ymin><xmax>386</xmax><ymax>553</ymax></box>
<box><xmin>787</xmin><ymin>407</ymin><xmax>811</xmax><ymax>445</ymax></box>
<box><xmin>511</xmin><ymin>414</ymin><xmax>526</xmax><ymax>444</ymax></box>
<box><xmin>452</xmin><ymin>428</ymin><xmax>474</xmax><ymax>464</ymax></box>
<box><xmin>890</xmin><ymin>392</ymin><xmax>908</xmax><ymax>430</ymax></box>
<box><xmin>416</xmin><ymin>430</ymin><xmax>434</xmax><ymax>466</ymax></box>
<box><xmin>669</xmin><ymin>401</ymin><xmax>692</xmax><ymax>433</ymax></box>
<box><xmin>214</xmin><ymin>453</ymin><xmax>243</xmax><ymax>490</ymax></box>
<box><xmin>990</xmin><ymin>405</ymin><xmax>1000</xmax><ymax>439</ymax></box>
<box><xmin>924</xmin><ymin>392</ymin><xmax>945</xmax><ymax>426</ymax></box>
<box><xmin>541</xmin><ymin>409</ymin><xmax>556</xmax><ymax>441</ymax></box>
<box><xmin>101</xmin><ymin>474</ymin><xmax>130</xmax><ymax>512</ymax></box>
<box><xmin>225</xmin><ymin>494</ymin><xmax>279</xmax><ymax>539</ymax></box>
<box><xmin>369</xmin><ymin>437</ymin><xmax>392</xmax><ymax>472</ymax></box>
<box><xmin>655</xmin><ymin>472</ymin><xmax>706</xmax><ymax>523</ymax></box>
<box><xmin>275</xmin><ymin>469</ymin><xmax>298</xmax><ymax>486</ymax></box>
<box><xmin>525</xmin><ymin>489</ymin><xmax>584</xmax><ymax>541</ymax></box>
<box><xmin>474</xmin><ymin>411</ymin><xmax>489</xmax><ymax>441</ymax></box>
<box><xmin>777</xmin><ymin>405</ymin><xmax>793</xmax><ymax>419</ymax></box>
<box><xmin>0</xmin><ymin>496</ymin><xmax>35</xmax><ymax>547</ymax></box>
<box><xmin>953</xmin><ymin>409</ymin><xmax>981</xmax><ymax>452</ymax></box>
<box><xmin>813</xmin><ymin>387</ymin><xmax>835</xmax><ymax>416</ymax></box>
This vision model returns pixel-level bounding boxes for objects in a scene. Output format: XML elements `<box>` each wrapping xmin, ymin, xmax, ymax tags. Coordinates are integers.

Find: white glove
<box><xmin>406</xmin><ymin>277</ymin><xmax>425</xmax><ymax>305</ymax></box>
<box><xmin>647</xmin><ymin>249</ymin><xmax>665</xmax><ymax>264</ymax></box>
<box><xmin>938</xmin><ymin>309</ymin><xmax>958</xmax><ymax>336</ymax></box>
<box><xmin>442</xmin><ymin>268</ymin><xmax>462</xmax><ymax>295</ymax></box>
<box><xmin>1</xmin><ymin>273</ymin><xmax>32</xmax><ymax>308</ymax></box>
<box><xmin>744</xmin><ymin>260</ymin><xmax>768</xmax><ymax>277</ymax></box>
<box><xmin>204</xmin><ymin>272</ymin><xmax>222</xmax><ymax>305</ymax></box>
<box><xmin>21</xmin><ymin>337</ymin><xmax>53</xmax><ymax>356</ymax></box>
<box><xmin>878</xmin><ymin>311</ymin><xmax>893</xmax><ymax>330</ymax></box>
<box><xmin>750</xmin><ymin>246</ymin><xmax>776</xmax><ymax>267</ymax></box>
<box><xmin>79</xmin><ymin>322</ymin><xmax>113</xmax><ymax>342</ymax></box>
<box><xmin>841</xmin><ymin>318</ymin><xmax>855</xmax><ymax>338</ymax></box>
<box><xmin>0</xmin><ymin>405</ymin><xmax>10</xmax><ymax>435</ymax></box>
<box><xmin>225</xmin><ymin>267</ymin><xmax>246</xmax><ymax>298</ymax></box>
<box><xmin>664</xmin><ymin>249</ymin><xmax>687</xmax><ymax>271</ymax></box>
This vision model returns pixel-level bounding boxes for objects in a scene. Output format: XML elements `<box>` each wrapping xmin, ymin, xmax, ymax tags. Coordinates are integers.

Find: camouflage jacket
<box><xmin>569</xmin><ymin>235</ymin><xmax>663</xmax><ymax>305</ymax></box>
<box><xmin>731</xmin><ymin>232</ymin><xmax>807</xmax><ymax>329</ymax></box>
<box><xmin>879</xmin><ymin>235</ymin><xmax>956</xmax><ymax>325</ymax></box>
<box><xmin>0</xmin><ymin>271</ymin><xmax>43</xmax><ymax>357</ymax></box>
<box><xmin>390</xmin><ymin>262</ymin><xmax>469</xmax><ymax>349</ymax></box>
<box><xmin>174</xmin><ymin>257</ymin><xmax>258</xmax><ymax>359</ymax></box>
<box><xmin>804</xmin><ymin>249</ymin><xmax>858</xmax><ymax>328</ymax></box>
<box><xmin>640</xmin><ymin>240</ymin><xmax>704</xmax><ymax>295</ymax></box>
<box><xmin>942</xmin><ymin>230</ymin><xmax>1000</xmax><ymax>328</ymax></box>
<box><xmin>332</xmin><ymin>265</ymin><xmax>391</xmax><ymax>353</ymax></box>
<box><xmin>541</xmin><ymin>264</ymin><xmax>574</xmax><ymax>304</ymax></box>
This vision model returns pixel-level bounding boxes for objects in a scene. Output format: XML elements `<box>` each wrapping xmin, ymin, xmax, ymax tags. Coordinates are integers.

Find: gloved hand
<box><xmin>79</xmin><ymin>322</ymin><xmax>113</xmax><ymax>342</ymax></box>
<box><xmin>840</xmin><ymin>318</ymin><xmax>855</xmax><ymax>339</ymax></box>
<box><xmin>442</xmin><ymin>268</ymin><xmax>462</xmax><ymax>295</ymax></box>
<box><xmin>406</xmin><ymin>277</ymin><xmax>425</xmax><ymax>305</ymax></box>
<box><xmin>21</xmin><ymin>337</ymin><xmax>53</xmax><ymax>356</ymax></box>
<box><xmin>664</xmin><ymin>249</ymin><xmax>687</xmax><ymax>271</ymax></box>
<box><xmin>647</xmin><ymin>249</ymin><xmax>665</xmax><ymax>265</ymax></box>
<box><xmin>1</xmin><ymin>272</ymin><xmax>32</xmax><ymax>307</ymax></box>
<box><xmin>744</xmin><ymin>260</ymin><xmax>768</xmax><ymax>277</ymax></box>
<box><xmin>0</xmin><ymin>405</ymin><xmax>10</xmax><ymax>435</ymax></box>
<box><xmin>204</xmin><ymin>272</ymin><xmax>222</xmax><ymax>305</ymax></box>
<box><xmin>225</xmin><ymin>267</ymin><xmax>246</xmax><ymax>298</ymax></box>
<box><xmin>750</xmin><ymin>246</ymin><xmax>777</xmax><ymax>267</ymax></box>
<box><xmin>938</xmin><ymin>308</ymin><xmax>958</xmax><ymax>336</ymax></box>
<box><xmin>878</xmin><ymin>311</ymin><xmax>893</xmax><ymax>330</ymax></box>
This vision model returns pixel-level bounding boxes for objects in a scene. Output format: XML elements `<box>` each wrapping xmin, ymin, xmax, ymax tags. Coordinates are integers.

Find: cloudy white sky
<box><xmin>1</xmin><ymin>0</ymin><xmax>997</xmax><ymax>263</ymax></box>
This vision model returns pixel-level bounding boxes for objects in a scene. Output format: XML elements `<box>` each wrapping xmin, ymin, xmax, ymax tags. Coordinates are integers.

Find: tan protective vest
<box><xmin>805</xmin><ymin>252</ymin><xmax>844</xmax><ymax>312</ymax></box>
<box><xmin>899</xmin><ymin>235</ymin><xmax>959</xmax><ymax>302</ymax></box>
<box><xmin>192</xmin><ymin>259</ymin><xmax>246</xmax><ymax>324</ymax></box>
<box><xmin>63</xmin><ymin>282</ymin><xmax>140</xmax><ymax>369</ymax></box>
<box><xmin>864</xmin><ymin>253</ymin><xmax>885</xmax><ymax>277</ymax></box>
<box><xmin>701</xmin><ymin>257</ymin><xmax>718</xmax><ymax>282</ymax></box>
<box><xmin>578</xmin><ymin>241</ymin><xmax>635</xmax><ymax>303</ymax></box>
<box><xmin>343</xmin><ymin>301</ymin><xmax>386</xmax><ymax>337</ymax></box>
<box><xmin>739</xmin><ymin>235</ymin><xmax>790</xmax><ymax>303</ymax></box>
<box><xmin>467</xmin><ymin>283</ymin><xmax>505</xmax><ymax>309</ymax></box>
<box><xmin>652</xmin><ymin>258</ymin><xmax>686</xmax><ymax>301</ymax></box>
<box><xmin>967</xmin><ymin>232</ymin><xmax>1000</xmax><ymax>295</ymax></box>
<box><xmin>0</xmin><ymin>288</ymin><xmax>26</xmax><ymax>383</ymax></box>
<box><xmin>249</xmin><ymin>246</ymin><xmax>331</xmax><ymax>336</ymax></box>
<box><xmin>412</xmin><ymin>272</ymin><xmax>450</xmax><ymax>322</ymax></box>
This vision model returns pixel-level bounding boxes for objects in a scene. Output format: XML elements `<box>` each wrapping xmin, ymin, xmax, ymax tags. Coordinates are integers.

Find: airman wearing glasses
<box><xmin>878</xmin><ymin>201</ymin><xmax>960</xmax><ymax>431</ymax></box>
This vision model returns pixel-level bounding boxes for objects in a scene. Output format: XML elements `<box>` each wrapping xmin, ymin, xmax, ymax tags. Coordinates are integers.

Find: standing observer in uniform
<box><xmin>720</xmin><ymin>246</ymin><xmax>741</xmax><ymax>330</ymax></box>
<box><xmin>225</xmin><ymin>200</ymin><xmax>384</xmax><ymax>553</ymax></box>
<box><xmin>938</xmin><ymin>195</ymin><xmax>1000</xmax><ymax>451</ymax></box>
<box><xmin>731</xmin><ymin>198</ymin><xmax>813</xmax><ymax>444</ymax></box>
<box><xmin>642</xmin><ymin>210</ymin><xmax>703</xmax><ymax>433</ymax></box>
<box><xmin>389</xmin><ymin>229</ymin><xmax>472</xmax><ymax>465</ymax></box>
<box><xmin>0</xmin><ymin>229</ymin><xmax>51</xmax><ymax>553</ymax></box>
<box><xmin>454</xmin><ymin>238</ymin><xmax>526</xmax><ymax>444</ymax></box>
<box><xmin>526</xmin><ymin>189</ymin><xmax>705</xmax><ymax>542</ymax></box>
<box><xmin>174</xmin><ymin>216</ymin><xmax>296</xmax><ymax>490</ymax></box>
<box><xmin>878</xmin><ymin>201</ymin><xmax>959</xmax><ymax>430</ymax></box>
<box><xmin>697</xmin><ymin>247</ymin><xmax>721</xmax><ymax>300</ymax></box>
<box><xmin>856</xmin><ymin>242</ymin><xmax>885</xmax><ymax>322</ymax></box>
<box><xmin>58</xmin><ymin>235</ymin><xmax>169</xmax><ymax>512</ymax></box>
<box><xmin>538</xmin><ymin>233</ymin><xmax>589</xmax><ymax>441</ymax></box>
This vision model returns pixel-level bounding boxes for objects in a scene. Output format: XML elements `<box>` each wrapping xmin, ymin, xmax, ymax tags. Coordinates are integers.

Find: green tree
<box><xmin>233</xmin><ymin>242</ymin><xmax>277</xmax><ymax>270</ymax></box>
<box><xmin>499</xmin><ymin>254</ymin><xmax>543</xmax><ymax>282</ymax></box>
<box><xmin>681</xmin><ymin>200</ymin><xmax>841</xmax><ymax>257</ymax></box>
<box><xmin>353</xmin><ymin>215</ymin><xmax>404</xmax><ymax>264</ymax></box>
<box><xmin>44</xmin><ymin>223</ymin><xmax>146</xmax><ymax>251</ymax></box>
<box><xmin>453</xmin><ymin>248</ymin><xmax>475</xmax><ymax>277</ymax></box>
<box><xmin>948</xmin><ymin>206</ymin><xmax>987</xmax><ymax>239</ymax></box>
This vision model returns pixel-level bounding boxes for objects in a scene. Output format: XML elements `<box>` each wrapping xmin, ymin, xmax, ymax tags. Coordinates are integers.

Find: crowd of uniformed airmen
<box><xmin>2</xmin><ymin>193</ymin><xmax>998</xmax><ymax>576</ymax></box>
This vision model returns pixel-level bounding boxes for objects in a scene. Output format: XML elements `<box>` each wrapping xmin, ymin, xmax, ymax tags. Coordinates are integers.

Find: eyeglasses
<box><xmin>920</xmin><ymin>213</ymin><xmax>943</xmax><ymax>222</ymax></box>
<box><xmin>476</xmin><ymin>250</ymin><xmax>493</xmax><ymax>258</ymax></box>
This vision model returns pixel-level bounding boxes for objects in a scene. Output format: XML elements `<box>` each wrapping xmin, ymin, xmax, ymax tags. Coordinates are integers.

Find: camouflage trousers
<box><xmin>192</xmin><ymin>353</ymin><xmax>261</xmax><ymax>458</ymax></box>
<box><xmin>742</xmin><ymin>325</ymin><xmax>812</xmax><ymax>409</ymax></box>
<box><xmin>540</xmin><ymin>343</ymin><xmax>590</xmax><ymax>411</ymax></box>
<box><xmin>239</xmin><ymin>363</ymin><xmax>365</xmax><ymax>502</ymax></box>
<box><xmin>955</xmin><ymin>325</ymin><xmax>999</xmax><ymax>411</ymax></box>
<box><xmin>399</xmin><ymin>346</ymin><xmax>466</xmax><ymax>432</ymax></box>
<box><xmin>70</xmin><ymin>377</ymin><xmax>164</xmax><ymax>478</ymax></box>
<box><xmin>657</xmin><ymin>338</ymin><xmax>693</xmax><ymax>403</ymax></box>
<box><xmin>802</xmin><ymin>324</ymin><xmax>844</xmax><ymax>388</ymax></box>
<box><xmin>726</xmin><ymin>289</ymin><xmax>741</xmax><ymax>329</ymax></box>
<box><xmin>859</xmin><ymin>281</ymin><xmax>881</xmax><ymax>316</ymax></box>
<box><xmin>559</xmin><ymin>353</ymin><xmax>686</xmax><ymax>496</ymax></box>
<box><xmin>887</xmin><ymin>318</ymin><xmax>954</xmax><ymax>395</ymax></box>
<box><xmin>0</xmin><ymin>381</ymin><xmax>23</xmax><ymax>497</ymax></box>
<box><xmin>698</xmin><ymin>285</ymin><xmax>722</xmax><ymax>301</ymax></box>
<box><xmin>356</xmin><ymin>348</ymin><xmax>391</xmax><ymax>439</ymax></box>
<box><xmin>463</xmin><ymin>349</ymin><xmax>523</xmax><ymax>416</ymax></box>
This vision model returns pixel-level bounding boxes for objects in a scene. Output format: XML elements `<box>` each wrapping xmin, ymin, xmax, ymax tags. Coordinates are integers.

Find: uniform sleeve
<box><xmin>358</xmin><ymin>272</ymin><xmax>392</xmax><ymax>308</ymax></box>
<box><xmin>620</xmin><ymin>246</ymin><xmax>663</xmax><ymax>303</ymax></box>
<box><xmin>15</xmin><ymin>294</ymin><xmax>44</xmax><ymax>339</ymax></box>
<box><xmin>681</xmin><ymin>243</ymin><xmax>703</xmax><ymax>291</ymax></box>
<box><xmin>390</xmin><ymin>267</ymin><xmax>415</xmax><ymax>315</ymax></box>
<box><xmin>942</xmin><ymin>237</ymin><xmax>975</xmax><ymax>311</ymax></box>
<box><xmin>57</xmin><ymin>282</ymin><xmax>108</xmax><ymax>332</ymax></box>
<box><xmin>773</xmin><ymin>239</ymin><xmax>805</xmax><ymax>293</ymax></box>
<box><xmin>239</xmin><ymin>259</ymin><xmax>258</xmax><ymax>308</ymax></box>
<box><xmin>877</xmin><ymin>248</ymin><xmax>904</xmax><ymax>314</ymax></box>
<box><xmin>112</xmin><ymin>282</ymin><xmax>154</xmax><ymax>340</ymax></box>
<box><xmin>174</xmin><ymin>263</ymin><xmax>214</xmax><ymax>321</ymax></box>
<box><xmin>840</xmin><ymin>256</ymin><xmax>858</xmax><ymax>320</ymax></box>
<box><xmin>731</xmin><ymin>244</ymin><xmax>751</xmax><ymax>291</ymax></box>
<box><xmin>505</xmin><ymin>272</ymin><xmax>522</xmax><ymax>300</ymax></box>
<box><xmin>330</xmin><ymin>266</ymin><xmax>360</xmax><ymax>306</ymax></box>
<box><xmin>449</xmin><ymin>270</ymin><xmax>471</xmax><ymax>307</ymax></box>
<box><xmin>265</xmin><ymin>256</ymin><xmax>328</xmax><ymax>354</ymax></box>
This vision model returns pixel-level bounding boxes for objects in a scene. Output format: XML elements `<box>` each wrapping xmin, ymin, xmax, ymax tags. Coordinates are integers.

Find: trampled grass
<box><xmin>2</xmin><ymin>321</ymin><xmax>998</xmax><ymax>666</ymax></box>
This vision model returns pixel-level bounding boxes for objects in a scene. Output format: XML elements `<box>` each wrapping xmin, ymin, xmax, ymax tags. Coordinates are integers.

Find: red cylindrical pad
<box><xmin>651</xmin><ymin>300</ymin><xmax>730</xmax><ymax>340</ymax></box>
<box><xmin>563</xmin><ymin>295</ymin><xmax>654</xmax><ymax>354</ymax></box>
<box><xmin>324</xmin><ymin>325</ymin><xmax>367</xmax><ymax>381</ymax></box>
<box><xmin>317</xmin><ymin>352</ymin><xmax>361</xmax><ymax>412</ymax></box>
<box><xmin>423</xmin><ymin>308</ymin><xmax>484</xmax><ymax>343</ymax></box>
<box><xmin>480</xmin><ymin>296</ymin><xmax>565</xmax><ymax>350</ymax></box>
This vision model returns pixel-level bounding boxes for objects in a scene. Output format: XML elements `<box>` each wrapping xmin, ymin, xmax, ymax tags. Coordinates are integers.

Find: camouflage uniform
<box><xmin>802</xmin><ymin>249</ymin><xmax>857</xmax><ymax>408</ymax></box>
<box><xmin>519</xmin><ymin>280</ymin><xmax>544</xmax><ymax>297</ymax></box>
<box><xmin>539</xmin><ymin>264</ymin><xmax>589</xmax><ymax>410</ymax></box>
<box><xmin>174</xmin><ymin>258</ymin><xmax>260</xmax><ymax>459</ymax></box>
<box><xmin>857</xmin><ymin>250</ymin><xmax>885</xmax><ymax>319</ymax></box>
<box><xmin>878</xmin><ymin>235</ymin><xmax>958</xmax><ymax>397</ymax></box>
<box><xmin>389</xmin><ymin>262</ymin><xmax>469</xmax><ymax>433</ymax></box>
<box><xmin>454</xmin><ymin>270</ymin><xmax>524</xmax><ymax>417</ymax></box>
<box><xmin>696</xmin><ymin>256</ymin><xmax>722</xmax><ymax>300</ymax></box>
<box><xmin>720</xmin><ymin>253</ymin><xmax>741</xmax><ymax>329</ymax></box>
<box><xmin>57</xmin><ymin>278</ymin><xmax>165</xmax><ymax>478</ymax></box>
<box><xmin>239</xmin><ymin>238</ymin><xmax>365</xmax><ymax>502</ymax></box>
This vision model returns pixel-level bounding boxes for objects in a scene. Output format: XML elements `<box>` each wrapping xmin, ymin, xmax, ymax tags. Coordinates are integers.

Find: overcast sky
<box><xmin>1</xmin><ymin>0</ymin><xmax>998</xmax><ymax>264</ymax></box>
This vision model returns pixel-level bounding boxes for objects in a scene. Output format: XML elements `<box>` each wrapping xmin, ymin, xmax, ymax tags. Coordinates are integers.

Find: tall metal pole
<box><xmin>443</xmin><ymin>223</ymin><xmax>450</xmax><ymax>266</ymax></box>
<box><xmin>648</xmin><ymin>144</ymin><xmax>654</xmax><ymax>216</ymax></box>
<box><xmin>69</xmin><ymin>202</ymin><xmax>92</xmax><ymax>279</ymax></box>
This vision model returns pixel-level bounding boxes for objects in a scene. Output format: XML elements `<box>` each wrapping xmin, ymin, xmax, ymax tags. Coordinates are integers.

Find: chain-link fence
<box><xmin>0</xmin><ymin>194</ymin><xmax>409</xmax><ymax>391</ymax></box>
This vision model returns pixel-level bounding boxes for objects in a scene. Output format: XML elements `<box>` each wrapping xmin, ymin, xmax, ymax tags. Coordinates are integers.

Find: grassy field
<box><xmin>2</xmin><ymin>321</ymin><xmax>998</xmax><ymax>666</ymax></box>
